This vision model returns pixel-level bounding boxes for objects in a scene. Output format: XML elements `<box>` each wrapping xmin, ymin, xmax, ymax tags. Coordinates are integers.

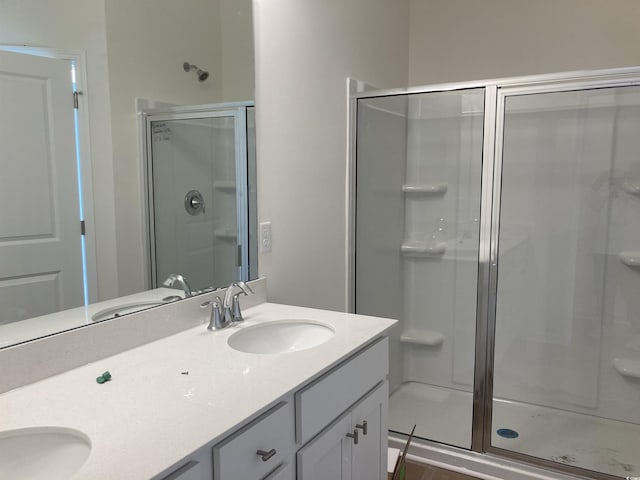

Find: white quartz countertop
<box><xmin>0</xmin><ymin>302</ymin><xmax>396</xmax><ymax>479</ymax></box>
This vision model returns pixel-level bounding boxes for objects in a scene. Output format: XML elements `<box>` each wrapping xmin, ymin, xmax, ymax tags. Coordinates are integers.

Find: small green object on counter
<box><xmin>96</xmin><ymin>371</ymin><xmax>112</xmax><ymax>384</ymax></box>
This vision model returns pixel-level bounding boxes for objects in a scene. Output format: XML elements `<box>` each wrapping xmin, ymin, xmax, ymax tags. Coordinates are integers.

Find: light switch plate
<box><xmin>259</xmin><ymin>221</ymin><xmax>272</xmax><ymax>253</ymax></box>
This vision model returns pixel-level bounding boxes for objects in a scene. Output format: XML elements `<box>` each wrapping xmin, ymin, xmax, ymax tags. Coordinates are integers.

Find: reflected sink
<box><xmin>0</xmin><ymin>427</ymin><xmax>91</xmax><ymax>480</ymax></box>
<box><xmin>91</xmin><ymin>301</ymin><xmax>165</xmax><ymax>322</ymax></box>
<box><xmin>228</xmin><ymin>320</ymin><xmax>334</xmax><ymax>354</ymax></box>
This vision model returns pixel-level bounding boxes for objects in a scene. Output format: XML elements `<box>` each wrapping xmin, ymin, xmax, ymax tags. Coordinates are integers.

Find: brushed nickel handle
<box><xmin>356</xmin><ymin>421</ymin><xmax>368</xmax><ymax>435</ymax></box>
<box><xmin>346</xmin><ymin>429</ymin><xmax>359</xmax><ymax>445</ymax></box>
<box><xmin>256</xmin><ymin>449</ymin><xmax>276</xmax><ymax>462</ymax></box>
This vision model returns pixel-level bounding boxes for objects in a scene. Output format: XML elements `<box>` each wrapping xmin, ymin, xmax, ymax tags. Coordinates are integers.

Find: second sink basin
<box><xmin>0</xmin><ymin>427</ymin><xmax>91</xmax><ymax>480</ymax></box>
<box><xmin>228</xmin><ymin>320</ymin><xmax>334</xmax><ymax>354</ymax></box>
<box><xmin>91</xmin><ymin>301</ymin><xmax>165</xmax><ymax>322</ymax></box>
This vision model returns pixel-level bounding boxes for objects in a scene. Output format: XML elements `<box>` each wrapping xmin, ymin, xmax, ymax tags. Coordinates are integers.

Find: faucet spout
<box><xmin>162</xmin><ymin>273</ymin><xmax>192</xmax><ymax>297</ymax></box>
<box><xmin>222</xmin><ymin>281</ymin><xmax>254</xmax><ymax>324</ymax></box>
<box><xmin>223</xmin><ymin>281</ymin><xmax>254</xmax><ymax>308</ymax></box>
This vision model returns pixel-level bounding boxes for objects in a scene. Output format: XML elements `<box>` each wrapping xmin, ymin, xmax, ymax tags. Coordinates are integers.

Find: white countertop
<box><xmin>0</xmin><ymin>302</ymin><xmax>396</xmax><ymax>479</ymax></box>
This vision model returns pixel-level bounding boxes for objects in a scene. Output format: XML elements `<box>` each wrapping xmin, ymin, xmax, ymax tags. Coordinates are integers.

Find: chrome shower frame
<box><xmin>348</xmin><ymin>66</ymin><xmax>640</xmax><ymax>480</ymax></box>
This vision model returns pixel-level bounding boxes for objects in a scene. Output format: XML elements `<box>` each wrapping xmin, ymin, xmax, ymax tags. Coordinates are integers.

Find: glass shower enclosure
<box><xmin>353</xmin><ymin>69</ymin><xmax>640</xmax><ymax>479</ymax></box>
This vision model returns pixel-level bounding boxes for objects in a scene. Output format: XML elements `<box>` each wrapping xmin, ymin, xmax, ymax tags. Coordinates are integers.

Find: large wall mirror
<box><xmin>0</xmin><ymin>0</ymin><xmax>255</xmax><ymax>348</ymax></box>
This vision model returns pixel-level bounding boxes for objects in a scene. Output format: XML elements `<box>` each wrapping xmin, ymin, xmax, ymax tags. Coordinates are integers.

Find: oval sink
<box><xmin>0</xmin><ymin>427</ymin><xmax>91</xmax><ymax>480</ymax></box>
<box><xmin>228</xmin><ymin>320</ymin><xmax>334</xmax><ymax>354</ymax></box>
<box><xmin>91</xmin><ymin>301</ymin><xmax>164</xmax><ymax>322</ymax></box>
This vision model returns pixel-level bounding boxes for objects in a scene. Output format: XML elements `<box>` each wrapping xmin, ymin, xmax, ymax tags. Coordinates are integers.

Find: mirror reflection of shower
<box><xmin>143</xmin><ymin>102</ymin><xmax>257</xmax><ymax>294</ymax></box>
<box><xmin>183</xmin><ymin>61</ymin><xmax>209</xmax><ymax>82</ymax></box>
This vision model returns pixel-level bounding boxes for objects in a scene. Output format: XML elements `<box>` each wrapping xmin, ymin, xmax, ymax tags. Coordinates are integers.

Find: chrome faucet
<box><xmin>200</xmin><ymin>281</ymin><xmax>254</xmax><ymax>330</ymax></box>
<box><xmin>162</xmin><ymin>273</ymin><xmax>192</xmax><ymax>298</ymax></box>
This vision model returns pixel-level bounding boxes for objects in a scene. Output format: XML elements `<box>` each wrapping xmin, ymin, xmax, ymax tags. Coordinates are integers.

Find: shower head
<box><xmin>183</xmin><ymin>62</ymin><xmax>209</xmax><ymax>82</ymax></box>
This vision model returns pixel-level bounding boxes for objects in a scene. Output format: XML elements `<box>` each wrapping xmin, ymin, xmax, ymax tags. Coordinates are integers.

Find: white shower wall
<box><xmin>152</xmin><ymin>118</ymin><xmax>238</xmax><ymax>291</ymax></box>
<box><xmin>494</xmin><ymin>90</ymin><xmax>640</xmax><ymax>425</ymax></box>
<box><xmin>401</xmin><ymin>91</ymin><xmax>483</xmax><ymax>393</ymax></box>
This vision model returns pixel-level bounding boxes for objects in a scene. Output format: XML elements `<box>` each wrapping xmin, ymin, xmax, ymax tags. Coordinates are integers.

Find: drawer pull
<box><xmin>257</xmin><ymin>449</ymin><xmax>277</xmax><ymax>462</ymax></box>
<box><xmin>356</xmin><ymin>421</ymin><xmax>368</xmax><ymax>435</ymax></box>
<box><xmin>346</xmin><ymin>429</ymin><xmax>359</xmax><ymax>445</ymax></box>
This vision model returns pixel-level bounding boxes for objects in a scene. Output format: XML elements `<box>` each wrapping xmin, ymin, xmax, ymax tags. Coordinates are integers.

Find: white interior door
<box><xmin>0</xmin><ymin>50</ymin><xmax>84</xmax><ymax>325</ymax></box>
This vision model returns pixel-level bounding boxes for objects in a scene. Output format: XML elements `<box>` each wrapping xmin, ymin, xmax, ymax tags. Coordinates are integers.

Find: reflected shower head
<box><xmin>183</xmin><ymin>62</ymin><xmax>209</xmax><ymax>82</ymax></box>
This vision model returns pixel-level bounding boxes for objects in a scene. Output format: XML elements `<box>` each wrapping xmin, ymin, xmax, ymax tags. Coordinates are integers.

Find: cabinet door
<box><xmin>297</xmin><ymin>413</ymin><xmax>352</xmax><ymax>480</ymax></box>
<box><xmin>351</xmin><ymin>381</ymin><xmax>388</xmax><ymax>480</ymax></box>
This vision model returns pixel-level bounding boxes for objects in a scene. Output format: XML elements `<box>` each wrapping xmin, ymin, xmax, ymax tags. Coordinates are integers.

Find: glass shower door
<box><xmin>355</xmin><ymin>88</ymin><xmax>485</xmax><ymax>448</ymax></box>
<box><xmin>491</xmin><ymin>86</ymin><xmax>640</xmax><ymax>478</ymax></box>
<box><xmin>148</xmin><ymin>108</ymin><xmax>249</xmax><ymax>292</ymax></box>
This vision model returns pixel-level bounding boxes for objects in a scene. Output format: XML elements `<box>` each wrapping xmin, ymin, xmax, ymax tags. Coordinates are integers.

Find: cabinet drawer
<box><xmin>296</xmin><ymin>337</ymin><xmax>388</xmax><ymax>444</ymax></box>
<box><xmin>213</xmin><ymin>401</ymin><xmax>294</xmax><ymax>480</ymax></box>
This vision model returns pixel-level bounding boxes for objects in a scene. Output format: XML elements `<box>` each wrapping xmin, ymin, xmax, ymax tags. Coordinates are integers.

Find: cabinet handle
<box><xmin>346</xmin><ymin>429</ymin><xmax>359</xmax><ymax>445</ymax></box>
<box><xmin>256</xmin><ymin>449</ymin><xmax>277</xmax><ymax>462</ymax></box>
<box><xmin>356</xmin><ymin>421</ymin><xmax>368</xmax><ymax>435</ymax></box>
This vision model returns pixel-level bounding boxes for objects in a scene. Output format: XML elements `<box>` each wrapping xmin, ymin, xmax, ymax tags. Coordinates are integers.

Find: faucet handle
<box><xmin>201</xmin><ymin>296</ymin><xmax>224</xmax><ymax>330</ymax></box>
<box><xmin>231</xmin><ymin>294</ymin><xmax>244</xmax><ymax>323</ymax></box>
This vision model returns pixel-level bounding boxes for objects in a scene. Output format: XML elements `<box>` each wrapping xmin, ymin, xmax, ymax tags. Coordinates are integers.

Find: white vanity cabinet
<box><xmin>296</xmin><ymin>381</ymin><xmax>388</xmax><ymax>480</ymax></box>
<box><xmin>160</xmin><ymin>448</ymin><xmax>213</xmax><ymax>480</ymax></box>
<box><xmin>161</xmin><ymin>337</ymin><xmax>389</xmax><ymax>480</ymax></box>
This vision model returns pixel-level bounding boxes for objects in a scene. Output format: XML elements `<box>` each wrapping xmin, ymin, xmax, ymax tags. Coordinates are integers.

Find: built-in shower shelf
<box><xmin>400</xmin><ymin>329</ymin><xmax>445</xmax><ymax>347</ymax></box>
<box><xmin>401</xmin><ymin>241</ymin><xmax>446</xmax><ymax>257</ymax></box>
<box><xmin>619</xmin><ymin>252</ymin><xmax>640</xmax><ymax>268</ymax></box>
<box><xmin>402</xmin><ymin>183</ymin><xmax>448</xmax><ymax>195</ymax></box>
<box><xmin>612</xmin><ymin>358</ymin><xmax>640</xmax><ymax>378</ymax></box>
<box><xmin>622</xmin><ymin>179</ymin><xmax>640</xmax><ymax>195</ymax></box>
<box><xmin>213</xmin><ymin>180</ymin><xmax>236</xmax><ymax>193</ymax></box>
<box><xmin>214</xmin><ymin>227</ymin><xmax>237</xmax><ymax>240</ymax></box>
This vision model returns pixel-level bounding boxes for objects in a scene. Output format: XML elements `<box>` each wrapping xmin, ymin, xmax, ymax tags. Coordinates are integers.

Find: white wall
<box><xmin>408</xmin><ymin>0</ymin><xmax>640</xmax><ymax>85</ymax></box>
<box><xmin>253</xmin><ymin>0</ymin><xmax>410</xmax><ymax>310</ymax></box>
<box><xmin>0</xmin><ymin>0</ymin><xmax>119</xmax><ymax>301</ymax></box>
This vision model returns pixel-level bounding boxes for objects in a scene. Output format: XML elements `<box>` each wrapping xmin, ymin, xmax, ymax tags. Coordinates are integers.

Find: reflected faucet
<box><xmin>162</xmin><ymin>273</ymin><xmax>192</xmax><ymax>298</ymax></box>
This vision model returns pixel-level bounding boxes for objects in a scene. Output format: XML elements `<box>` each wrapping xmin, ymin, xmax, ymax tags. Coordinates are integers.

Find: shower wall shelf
<box><xmin>612</xmin><ymin>358</ymin><xmax>640</xmax><ymax>378</ymax></box>
<box><xmin>214</xmin><ymin>227</ymin><xmax>237</xmax><ymax>240</ymax></box>
<box><xmin>400</xmin><ymin>329</ymin><xmax>445</xmax><ymax>347</ymax></box>
<box><xmin>619</xmin><ymin>252</ymin><xmax>640</xmax><ymax>268</ymax></box>
<box><xmin>401</xmin><ymin>241</ymin><xmax>446</xmax><ymax>257</ymax></box>
<box><xmin>402</xmin><ymin>183</ymin><xmax>448</xmax><ymax>195</ymax></box>
<box><xmin>213</xmin><ymin>180</ymin><xmax>236</xmax><ymax>193</ymax></box>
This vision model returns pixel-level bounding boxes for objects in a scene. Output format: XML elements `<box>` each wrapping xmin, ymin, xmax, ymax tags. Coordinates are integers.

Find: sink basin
<box><xmin>228</xmin><ymin>320</ymin><xmax>334</xmax><ymax>354</ymax></box>
<box><xmin>91</xmin><ymin>301</ymin><xmax>165</xmax><ymax>322</ymax></box>
<box><xmin>0</xmin><ymin>427</ymin><xmax>91</xmax><ymax>480</ymax></box>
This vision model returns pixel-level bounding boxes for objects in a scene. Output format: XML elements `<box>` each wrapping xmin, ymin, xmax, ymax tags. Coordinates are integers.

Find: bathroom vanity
<box><xmin>0</xmin><ymin>299</ymin><xmax>396</xmax><ymax>479</ymax></box>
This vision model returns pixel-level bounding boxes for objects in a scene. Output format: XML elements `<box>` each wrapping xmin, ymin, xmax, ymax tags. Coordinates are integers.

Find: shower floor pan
<box><xmin>389</xmin><ymin>382</ymin><xmax>640</xmax><ymax>478</ymax></box>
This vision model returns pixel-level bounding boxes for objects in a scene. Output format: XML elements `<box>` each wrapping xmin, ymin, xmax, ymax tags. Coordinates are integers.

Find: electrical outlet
<box><xmin>259</xmin><ymin>221</ymin><xmax>272</xmax><ymax>253</ymax></box>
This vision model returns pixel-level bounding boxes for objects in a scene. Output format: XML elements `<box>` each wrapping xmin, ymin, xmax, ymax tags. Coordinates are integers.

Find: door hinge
<box><xmin>73</xmin><ymin>91</ymin><xmax>83</xmax><ymax>109</ymax></box>
<box><xmin>236</xmin><ymin>245</ymin><xmax>242</xmax><ymax>266</ymax></box>
<box><xmin>80</xmin><ymin>220</ymin><xmax>86</xmax><ymax>235</ymax></box>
